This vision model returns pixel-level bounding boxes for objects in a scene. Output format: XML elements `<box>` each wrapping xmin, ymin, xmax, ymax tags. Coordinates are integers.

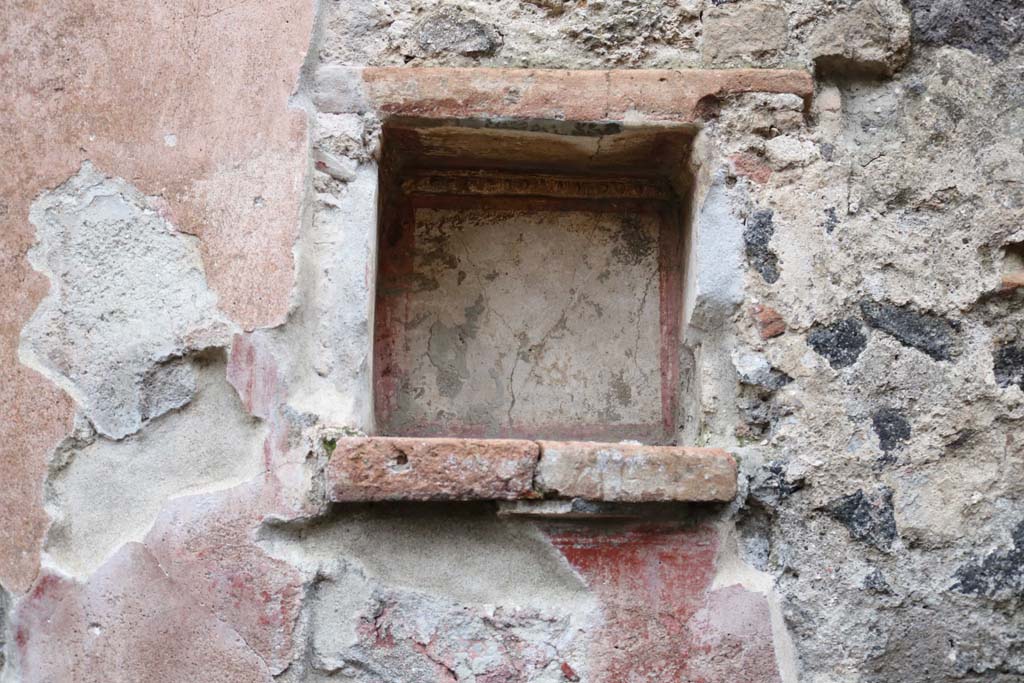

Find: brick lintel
<box><xmin>314</xmin><ymin>65</ymin><xmax>813</xmax><ymax>123</ymax></box>
<box><xmin>326</xmin><ymin>436</ymin><xmax>737</xmax><ymax>504</ymax></box>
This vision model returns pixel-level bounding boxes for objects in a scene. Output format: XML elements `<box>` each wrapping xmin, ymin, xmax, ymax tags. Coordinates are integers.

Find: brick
<box><xmin>536</xmin><ymin>441</ymin><xmax>737</xmax><ymax>502</ymax></box>
<box><xmin>315</xmin><ymin>66</ymin><xmax>813</xmax><ymax>123</ymax></box>
<box><xmin>731</xmin><ymin>152</ymin><xmax>774</xmax><ymax>184</ymax></box>
<box><xmin>1001</xmin><ymin>272</ymin><xmax>1024</xmax><ymax>290</ymax></box>
<box><xmin>751</xmin><ymin>303</ymin><xmax>786</xmax><ymax>339</ymax></box>
<box><xmin>327</xmin><ymin>437</ymin><xmax>539</xmax><ymax>501</ymax></box>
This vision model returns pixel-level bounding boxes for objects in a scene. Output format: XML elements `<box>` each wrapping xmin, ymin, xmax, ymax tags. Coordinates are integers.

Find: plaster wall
<box><xmin>2</xmin><ymin>1</ymin><xmax>1023</xmax><ymax>682</ymax></box>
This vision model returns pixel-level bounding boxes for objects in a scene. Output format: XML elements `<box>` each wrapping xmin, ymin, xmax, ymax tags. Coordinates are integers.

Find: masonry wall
<box><xmin>2</xmin><ymin>1</ymin><xmax>1023</xmax><ymax>682</ymax></box>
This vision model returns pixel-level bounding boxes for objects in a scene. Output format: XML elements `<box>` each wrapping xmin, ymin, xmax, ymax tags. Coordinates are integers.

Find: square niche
<box><xmin>374</xmin><ymin>119</ymin><xmax>693</xmax><ymax>444</ymax></box>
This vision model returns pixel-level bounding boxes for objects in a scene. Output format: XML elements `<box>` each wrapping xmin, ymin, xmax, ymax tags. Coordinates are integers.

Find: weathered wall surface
<box><xmin>2</xmin><ymin>1</ymin><xmax>1023</xmax><ymax>682</ymax></box>
<box><xmin>379</xmin><ymin>207</ymin><xmax>667</xmax><ymax>440</ymax></box>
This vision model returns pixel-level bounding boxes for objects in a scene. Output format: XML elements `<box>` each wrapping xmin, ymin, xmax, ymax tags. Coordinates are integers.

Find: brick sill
<box><xmin>326</xmin><ymin>437</ymin><xmax>736</xmax><ymax>504</ymax></box>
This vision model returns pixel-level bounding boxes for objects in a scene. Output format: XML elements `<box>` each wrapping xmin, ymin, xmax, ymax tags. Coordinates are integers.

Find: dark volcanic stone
<box><xmin>751</xmin><ymin>460</ymin><xmax>806</xmax><ymax>506</ymax></box>
<box><xmin>863</xmin><ymin>567</ymin><xmax>893</xmax><ymax>594</ymax></box>
<box><xmin>743</xmin><ymin>209</ymin><xmax>780</xmax><ymax>284</ymax></box>
<box><xmin>953</xmin><ymin>520</ymin><xmax>1024</xmax><ymax>599</ymax></box>
<box><xmin>860</xmin><ymin>300</ymin><xmax>959</xmax><ymax>361</ymax></box>
<box><xmin>414</xmin><ymin>9</ymin><xmax>502</xmax><ymax>57</ymax></box>
<box><xmin>807</xmin><ymin>318</ymin><xmax>868</xmax><ymax>369</ymax></box>
<box><xmin>826</xmin><ymin>487</ymin><xmax>898</xmax><ymax>551</ymax></box>
<box><xmin>872</xmin><ymin>407</ymin><xmax>911</xmax><ymax>453</ymax></box>
<box><xmin>907</xmin><ymin>0</ymin><xmax>1024</xmax><ymax>61</ymax></box>
<box><xmin>823</xmin><ymin>206</ymin><xmax>838</xmax><ymax>233</ymax></box>
<box><xmin>994</xmin><ymin>343</ymin><xmax>1024</xmax><ymax>390</ymax></box>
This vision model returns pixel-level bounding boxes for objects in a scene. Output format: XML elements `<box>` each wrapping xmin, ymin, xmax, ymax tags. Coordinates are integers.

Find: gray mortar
<box><xmin>42</xmin><ymin>352</ymin><xmax>266</xmax><ymax>578</ymax></box>
<box><xmin>259</xmin><ymin>506</ymin><xmax>598</xmax><ymax>682</ymax></box>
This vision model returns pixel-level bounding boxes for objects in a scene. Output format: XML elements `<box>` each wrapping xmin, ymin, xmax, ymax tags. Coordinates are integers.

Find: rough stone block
<box><xmin>327</xmin><ymin>437</ymin><xmax>539</xmax><ymax>501</ymax></box>
<box><xmin>810</xmin><ymin>0</ymin><xmax>911</xmax><ymax>76</ymax></box>
<box><xmin>702</xmin><ymin>1</ymin><xmax>789</xmax><ymax>66</ymax></box>
<box><xmin>536</xmin><ymin>441</ymin><xmax>737</xmax><ymax>502</ymax></box>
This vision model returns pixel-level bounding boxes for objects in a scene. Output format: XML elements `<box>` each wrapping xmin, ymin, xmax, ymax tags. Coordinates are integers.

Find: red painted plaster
<box><xmin>545</xmin><ymin>522</ymin><xmax>782</xmax><ymax>683</ymax></box>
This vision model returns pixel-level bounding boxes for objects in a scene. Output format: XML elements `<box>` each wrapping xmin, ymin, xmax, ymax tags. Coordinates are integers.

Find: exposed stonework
<box><xmin>908</xmin><ymin>0</ymin><xmax>1024</xmax><ymax>61</ymax></box>
<box><xmin>860</xmin><ymin>299</ymin><xmax>961</xmax><ymax>362</ymax></box>
<box><xmin>408</xmin><ymin>7</ymin><xmax>503</xmax><ymax>58</ymax></box>
<box><xmin>810</xmin><ymin>0</ymin><xmax>911</xmax><ymax>77</ymax></box>
<box><xmin>702</xmin><ymin>1</ymin><xmax>789</xmax><ymax>67</ymax></box>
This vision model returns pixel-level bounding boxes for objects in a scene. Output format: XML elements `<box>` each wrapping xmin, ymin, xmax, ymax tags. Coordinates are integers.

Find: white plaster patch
<box><xmin>686</xmin><ymin>170</ymin><xmax>746</xmax><ymax>331</ymax></box>
<box><xmin>42</xmin><ymin>355</ymin><xmax>266</xmax><ymax>579</ymax></box>
<box><xmin>261</xmin><ymin>513</ymin><xmax>597</xmax><ymax>682</ymax></box>
<box><xmin>19</xmin><ymin>162</ymin><xmax>234</xmax><ymax>439</ymax></box>
<box><xmin>289</xmin><ymin>163</ymin><xmax>379</xmax><ymax>430</ymax></box>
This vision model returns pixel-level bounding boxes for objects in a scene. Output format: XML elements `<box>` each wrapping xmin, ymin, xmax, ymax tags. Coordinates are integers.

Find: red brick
<box><xmin>536</xmin><ymin>441</ymin><xmax>737</xmax><ymax>502</ymax></box>
<box><xmin>731</xmin><ymin>152</ymin><xmax>774</xmax><ymax>184</ymax></box>
<box><xmin>750</xmin><ymin>304</ymin><xmax>786</xmax><ymax>339</ymax></box>
<box><xmin>1001</xmin><ymin>272</ymin><xmax>1024</xmax><ymax>290</ymax></box>
<box><xmin>327</xmin><ymin>437</ymin><xmax>539</xmax><ymax>501</ymax></box>
<box><xmin>316</xmin><ymin>66</ymin><xmax>813</xmax><ymax>124</ymax></box>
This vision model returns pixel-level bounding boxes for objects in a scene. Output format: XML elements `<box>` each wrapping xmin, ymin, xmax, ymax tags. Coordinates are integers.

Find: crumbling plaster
<box><xmin>2</xmin><ymin>1</ymin><xmax>1024</xmax><ymax>682</ymax></box>
<box><xmin>1</xmin><ymin>0</ymin><xmax>315</xmax><ymax>596</ymax></box>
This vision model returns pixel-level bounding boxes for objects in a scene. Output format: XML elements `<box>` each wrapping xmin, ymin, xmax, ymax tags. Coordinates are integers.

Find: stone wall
<box><xmin>2</xmin><ymin>1</ymin><xmax>1022</xmax><ymax>682</ymax></box>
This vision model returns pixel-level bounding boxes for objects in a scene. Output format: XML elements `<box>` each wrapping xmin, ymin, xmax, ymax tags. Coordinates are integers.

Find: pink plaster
<box><xmin>0</xmin><ymin>0</ymin><xmax>314</xmax><ymax>592</ymax></box>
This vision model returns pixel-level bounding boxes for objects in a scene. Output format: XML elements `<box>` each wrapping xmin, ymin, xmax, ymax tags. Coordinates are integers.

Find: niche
<box><xmin>374</xmin><ymin>119</ymin><xmax>694</xmax><ymax>444</ymax></box>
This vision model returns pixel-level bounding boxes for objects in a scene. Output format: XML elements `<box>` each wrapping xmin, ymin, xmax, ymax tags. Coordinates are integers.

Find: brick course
<box><xmin>326</xmin><ymin>437</ymin><xmax>737</xmax><ymax>503</ymax></box>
